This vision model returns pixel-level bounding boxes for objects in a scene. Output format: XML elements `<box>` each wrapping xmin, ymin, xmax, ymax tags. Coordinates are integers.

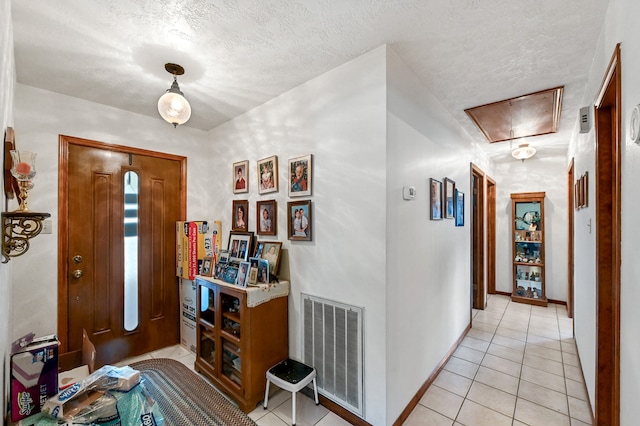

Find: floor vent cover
<box><xmin>301</xmin><ymin>293</ymin><xmax>364</xmax><ymax>417</ymax></box>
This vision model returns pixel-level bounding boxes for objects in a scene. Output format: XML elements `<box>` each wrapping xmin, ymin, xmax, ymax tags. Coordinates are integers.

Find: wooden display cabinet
<box><xmin>511</xmin><ymin>192</ymin><xmax>547</xmax><ymax>306</ymax></box>
<box><xmin>195</xmin><ymin>277</ymin><xmax>289</xmax><ymax>412</ymax></box>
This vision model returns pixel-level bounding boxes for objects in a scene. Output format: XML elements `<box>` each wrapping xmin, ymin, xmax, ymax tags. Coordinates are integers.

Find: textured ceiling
<box><xmin>11</xmin><ymin>0</ymin><xmax>609</xmax><ymax>162</ymax></box>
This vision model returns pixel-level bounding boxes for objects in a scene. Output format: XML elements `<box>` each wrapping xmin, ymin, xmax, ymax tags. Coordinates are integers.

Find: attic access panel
<box><xmin>465</xmin><ymin>87</ymin><xmax>564</xmax><ymax>143</ymax></box>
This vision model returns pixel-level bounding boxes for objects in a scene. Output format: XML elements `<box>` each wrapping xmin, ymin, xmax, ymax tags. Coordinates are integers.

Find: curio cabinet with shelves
<box><xmin>511</xmin><ymin>192</ymin><xmax>547</xmax><ymax>307</ymax></box>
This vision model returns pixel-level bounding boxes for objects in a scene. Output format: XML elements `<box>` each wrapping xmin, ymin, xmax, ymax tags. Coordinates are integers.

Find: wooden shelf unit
<box><xmin>511</xmin><ymin>192</ymin><xmax>547</xmax><ymax>307</ymax></box>
<box><xmin>195</xmin><ymin>277</ymin><xmax>288</xmax><ymax>412</ymax></box>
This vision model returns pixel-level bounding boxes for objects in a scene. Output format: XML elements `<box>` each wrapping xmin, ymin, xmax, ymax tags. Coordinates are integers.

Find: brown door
<box><xmin>59</xmin><ymin>136</ymin><xmax>185</xmax><ymax>367</ymax></box>
<box><xmin>486</xmin><ymin>176</ymin><xmax>496</xmax><ymax>294</ymax></box>
<box><xmin>471</xmin><ymin>163</ymin><xmax>485</xmax><ymax>310</ymax></box>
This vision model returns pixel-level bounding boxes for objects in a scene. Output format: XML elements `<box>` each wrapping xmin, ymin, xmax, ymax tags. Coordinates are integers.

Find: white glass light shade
<box><xmin>157</xmin><ymin>79</ymin><xmax>191</xmax><ymax>127</ymax></box>
<box><xmin>512</xmin><ymin>143</ymin><xmax>536</xmax><ymax>161</ymax></box>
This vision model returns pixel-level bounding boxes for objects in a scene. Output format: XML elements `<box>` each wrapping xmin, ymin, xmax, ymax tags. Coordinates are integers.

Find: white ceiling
<box><xmin>11</xmin><ymin>0</ymin><xmax>609</xmax><ymax>162</ymax></box>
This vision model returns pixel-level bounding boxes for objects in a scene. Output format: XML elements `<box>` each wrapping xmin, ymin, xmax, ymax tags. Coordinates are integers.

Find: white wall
<box><xmin>207</xmin><ymin>48</ymin><xmax>388</xmax><ymax>424</ymax></box>
<box><xmin>493</xmin><ymin>156</ymin><xmax>569</xmax><ymax>302</ymax></box>
<box><xmin>1</xmin><ymin>0</ymin><xmax>15</xmax><ymax>420</ymax></box>
<box><xmin>568</xmin><ymin>0</ymin><xmax>640</xmax><ymax>420</ymax></box>
<box><xmin>385</xmin><ymin>47</ymin><xmax>493</xmax><ymax>423</ymax></box>
<box><xmin>11</xmin><ymin>84</ymin><xmax>211</xmax><ymax>341</ymax></box>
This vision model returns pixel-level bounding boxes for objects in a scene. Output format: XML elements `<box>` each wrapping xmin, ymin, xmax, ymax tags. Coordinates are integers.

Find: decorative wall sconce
<box><xmin>2</xmin><ymin>129</ymin><xmax>51</xmax><ymax>263</ymax></box>
<box><xmin>157</xmin><ymin>63</ymin><xmax>191</xmax><ymax>127</ymax></box>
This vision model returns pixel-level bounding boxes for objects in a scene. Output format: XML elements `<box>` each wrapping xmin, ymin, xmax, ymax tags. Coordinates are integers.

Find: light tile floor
<box><xmin>404</xmin><ymin>294</ymin><xmax>592</xmax><ymax>426</ymax></box>
<box><xmin>119</xmin><ymin>294</ymin><xmax>590</xmax><ymax>425</ymax></box>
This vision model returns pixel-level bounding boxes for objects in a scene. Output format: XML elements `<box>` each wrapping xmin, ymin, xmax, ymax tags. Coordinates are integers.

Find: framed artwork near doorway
<box><xmin>430</xmin><ymin>178</ymin><xmax>442</xmax><ymax>220</ymax></box>
<box><xmin>444</xmin><ymin>177</ymin><xmax>455</xmax><ymax>219</ymax></box>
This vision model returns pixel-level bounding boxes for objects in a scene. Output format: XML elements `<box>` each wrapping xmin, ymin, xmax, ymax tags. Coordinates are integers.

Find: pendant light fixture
<box><xmin>157</xmin><ymin>63</ymin><xmax>191</xmax><ymax>127</ymax></box>
<box><xmin>512</xmin><ymin>143</ymin><xmax>537</xmax><ymax>161</ymax></box>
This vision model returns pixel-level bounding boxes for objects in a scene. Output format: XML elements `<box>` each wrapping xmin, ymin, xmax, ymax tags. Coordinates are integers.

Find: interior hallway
<box><xmin>404</xmin><ymin>294</ymin><xmax>590</xmax><ymax>425</ymax></box>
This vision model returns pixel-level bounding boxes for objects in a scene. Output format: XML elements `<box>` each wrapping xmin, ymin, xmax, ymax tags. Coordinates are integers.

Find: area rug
<box><xmin>130</xmin><ymin>358</ymin><xmax>257</xmax><ymax>426</ymax></box>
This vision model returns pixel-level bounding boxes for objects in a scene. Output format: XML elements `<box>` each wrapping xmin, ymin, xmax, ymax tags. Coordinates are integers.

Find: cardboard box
<box><xmin>180</xmin><ymin>279</ymin><xmax>197</xmax><ymax>353</ymax></box>
<box><xmin>176</xmin><ymin>220</ymin><xmax>222</xmax><ymax>280</ymax></box>
<box><xmin>10</xmin><ymin>334</ymin><xmax>60</xmax><ymax>422</ymax></box>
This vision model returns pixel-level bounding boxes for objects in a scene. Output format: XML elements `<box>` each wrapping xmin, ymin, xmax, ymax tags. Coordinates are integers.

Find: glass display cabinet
<box><xmin>511</xmin><ymin>192</ymin><xmax>547</xmax><ymax>307</ymax></box>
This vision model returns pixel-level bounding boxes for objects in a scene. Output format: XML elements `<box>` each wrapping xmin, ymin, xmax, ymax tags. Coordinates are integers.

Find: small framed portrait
<box><xmin>218</xmin><ymin>250</ymin><xmax>229</xmax><ymax>264</ymax></box>
<box><xmin>455</xmin><ymin>190</ymin><xmax>464</xmax><ymax>227</ymax></box>
<box><xmin>287</xmin><ymin>200</ymin><xmax>312</xmax><ymax>241</ymax></box>
<box><xmin>236</xmin><ymin>261</ymin><xmax>251</xmax><ymax>288</ymax></box>
<box><xmin>288</xmin><ymin>154</ymin><xmax>312</xmax><ymax>197</ymax></box>
<box><xmin>257</xmin><ymin>155</ymin><xmax>278</xmax><ymax>194</ymax></box>
<box><xmin>257</xmin><ymin>258</ymin><xmax>270</xmax><ymax>284</ymax></box>
<box><xmin>232</xmin><ymin>160</ymin><xmax>249</xmax><ymax>194</ymax></box>
<box><xmin>430</xmin><ymin>178</ymin><xmax>443</xmax><ymax>220</ymax></box>
<box><xmin>223</xmin><ymin>265</ymin><xmax>239</xmax><ymax>284</ymax></box>
<box><xmin>200</xmin><ymin>256</ymin><xmax>214</xmax><ymax>277</ymax></box>
<box><xmin>253</xmin><ymin>241</ymin><xmax>265</xmax><ymax>258</ymax></box>
<box><xmin>248</xmin><ymin>257</ymin><xmax>260</xmax><ymax>285</ymax></box>
<box><xmin>232</xmin><ymin>199</ymin><xmax>249</xmax><ymax>231</ymax></box>
<box><xmin>257</xmin><ymin>199</ymin><xmax>277</xmax><ymax>236</ymax></box>
<box><xmin>260</xmin><ymin>241</ymin><xmax>282</xmax><ymax>275</ymax></box>
<box><xmin>227</xmin><ymin>231</ymin><xmax>254</xmax><ymax>263</ymax></box>
<box><xmin>444</xmin><ymin>178</ymin><xmax>455</xmax><ymax>219</ymax></box>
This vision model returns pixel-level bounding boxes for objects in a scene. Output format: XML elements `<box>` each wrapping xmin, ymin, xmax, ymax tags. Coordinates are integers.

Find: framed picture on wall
<box><xmin>232</xmin><ymin>199</ymin><xmax>249</xmax><ymax>231</ymax></box>
<box><xmin>232</xmin><ymin>160</ymin><xmax>249</xmax><ymax>194</ymax></box>
<box><xmin>444</xmin><ymin>178</ymin><xmax>455</xmax><ymax>219</ymax></box>
<box><xmin>257</xmin><ymin>155</ymin><xmax>278</xmax><ymax>194</ymax></box>
<box><xmin>287</xmin><ymin>200</ymin><xmax>312</xmax><ymax>241</ymax></box>
<box><xmin>430</xmin><ymin>178</ymin><xmax>443</xmax><ymax>220</ymax></box>
<box><xmin>455</xmin><ymin>190</ymin><xmax>464</xmax><ymax>227</ymax></box>
<box><xmin>256</xmin><ymin>199</ymin><xmax>277</xmax><ymax>235</ymax></box>
<box><xmin>288</xmin><ymin>154</ymin><xmax>312</xmax><ymax>197</ymax></box>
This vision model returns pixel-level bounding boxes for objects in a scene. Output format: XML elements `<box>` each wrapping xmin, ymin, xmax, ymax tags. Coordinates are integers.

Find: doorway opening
<box><xmin>593</xmin><ymin>43</ymin><xmax>621</xmax><ymax>425</ymax></box>
<box><xmin>470</xmin><ymin>163</ymin><xmax>486</xmax><ymax>310</ymax></box>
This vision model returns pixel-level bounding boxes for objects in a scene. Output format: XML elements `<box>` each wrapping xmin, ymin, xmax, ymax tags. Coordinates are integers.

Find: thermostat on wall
<box><xmin>403</xmin><ymin>186</ymin><xmax>416</xmax><ymax>200</ymax></box>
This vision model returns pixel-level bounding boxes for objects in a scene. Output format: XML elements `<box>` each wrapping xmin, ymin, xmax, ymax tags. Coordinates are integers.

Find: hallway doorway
<box><xmin>58</xmin><ymin>136</ymin><xmax>187</xmax><ymax>368</ymax></box>
<box><xmin>470</xmin><ymin>163</ymin><xmax>485</xmax><ymax>310</ymax></box>
<box><xmin>486</xmin><ymin>176</ymin><xmax>496</xmax><ymax>295</ymax></box>
<box><xmin>593</xmin><ymin>44</ymin><xmax>621</xmax><ymax>425</ymax></box>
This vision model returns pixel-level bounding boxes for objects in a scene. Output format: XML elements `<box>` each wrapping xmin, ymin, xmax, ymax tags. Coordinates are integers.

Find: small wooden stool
<box><xmin>264</xmin><ymin>358</ymin><xmax>319</xmax><ymax>425</ymax></box>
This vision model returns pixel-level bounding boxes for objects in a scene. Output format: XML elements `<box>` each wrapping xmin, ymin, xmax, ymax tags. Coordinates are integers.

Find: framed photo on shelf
<box><xmin>232</xmin><ymin>160</ymin><xmax>249</xmax><ymax>194</ymax></box>
<box><xmin>257</xmin><ymin>155</ymin><xmax>278</xmax><ymax>194</ymax></box>
<box><xmin>232</xmin><ymin>199</ymin><xmax>249</xmax><ymax>231</ymax></box>
<box><xmin>227</xmin><ymin>231</ymin><xmax>254</xmax><ymax>263</ymax></box>
<box><xmin>248</xmin><ymin>257</ymin><xmax>260</xmax><ymax>285</ymax></box>
<box><xmin>256</xmin><ymin>258</ymin><xmax>270</xmax><ymax>284</ymax></box>
<box><xmin>236</xmin><ymin>261</ymin><xmax>251</xmax><ymax>288</ymax></box>
<box><xmin>455</xmin><ymin>190</ymin><xmax>464</xmax><ymax>227</ymax></box>
<box><xmin>259</xmin><ymin>241</ymin><xmax>282</xmax><ymax>275</ymax></box>
<box><xmin>256</xmin><ymin>199</ymin><xmax>277</xmax><ymax>235</ymax></box>
<box><xmin>201</xmin><ymin>256</ymin><xmax>214</xmax><ymax>277</ymax></box>
<box><xmin>430</xmin><ymin>178</ymin><xmax>443</xmax><ymax>220</ymax></box>
<box><xmin>287</xmin><ymin>200</ymin><xmax>311</xmax><ymax>241</ymax></box>
<box><xmin>288</xmin><ymin>154</ymin><xmax>312</xmax><ymax>197</ymax></box>
<box><xmin>444</xmin><ymin>178</ymin><xmax>455</xmax><ymax>219</ymax></box>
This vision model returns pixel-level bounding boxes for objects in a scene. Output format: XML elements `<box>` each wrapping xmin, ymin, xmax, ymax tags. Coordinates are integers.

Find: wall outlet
<box><xmin>42</xmin><ymin>219</ymin><xmax>52</xmax><ymax>234</ymax></box>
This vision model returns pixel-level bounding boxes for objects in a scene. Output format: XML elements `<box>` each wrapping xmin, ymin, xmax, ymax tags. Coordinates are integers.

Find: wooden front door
<box><xmin>58</xmin><ymin>136</ymin><xmax>186</xmax><ymax>367</ymax></box>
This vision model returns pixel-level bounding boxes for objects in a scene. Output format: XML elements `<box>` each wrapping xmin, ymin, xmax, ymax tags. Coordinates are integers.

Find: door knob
<box><xmin>72</xmin><ymin>269</ymin><xmax>83</xmax><ymax>279</ymax></box>
<box><xmin>73</xmin><ymin>255</ymin><xmax>83</xmax><ymax>264</ymax></box>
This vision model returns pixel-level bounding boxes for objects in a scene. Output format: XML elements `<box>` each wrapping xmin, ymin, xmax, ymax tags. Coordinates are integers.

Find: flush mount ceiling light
<box><xmin>157</xmin><ymin>63</ymin><xmax>191</xmax><ymax>127</ymax></box>
<box><xmin>512</xmin><ymin>143</ymin><xmax>536</xmax><ymax>161</ymax></box>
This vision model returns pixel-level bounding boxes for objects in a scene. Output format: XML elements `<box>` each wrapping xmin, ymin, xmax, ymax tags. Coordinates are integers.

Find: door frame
<box><xmin>486</xmin><ymin>176</ymin><xmax>496</xmax><ymax>294</ymax></box>
<box><xmin>593</xmin><ymin>44</ymin><xmax>621</xmax><ymax>425</ymax></box>
<box><xmin>57</xmin><ymin>135</ymin><xmax>187</xmax><ymax>354</ymax></box>
<box><xmin>470</xmin><ymin>163</ymin><xmax>486</xmax><ymax>310</ymax></box>
<box><xmin>567</xmin><ymin>158</ymin><xmax>575</xmax><ymax>318</ymax></box>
